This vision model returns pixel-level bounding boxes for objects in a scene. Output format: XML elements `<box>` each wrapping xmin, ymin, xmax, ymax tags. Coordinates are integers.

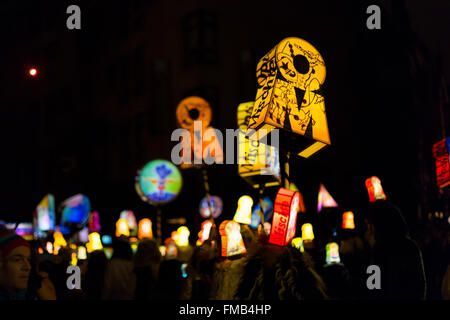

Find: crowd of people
<box><xmin>1</xmin><ymin>201</ymin><xmax>449</xmax><ymax>300</ymax></box>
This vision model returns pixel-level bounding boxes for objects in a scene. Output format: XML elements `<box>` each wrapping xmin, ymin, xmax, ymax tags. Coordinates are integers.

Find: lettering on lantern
<box><xmin>268</xmin><ymin>188</ymin><xmax>301</xmax><ymax>246</ymax></box>
<box><xmin>219</xmin><ymin>220</ymin><xmax>247</xmax><ymax>257</ymax></box>
<box><xmin>432</xmin><ymin>138</ymin><xmax>450</xmax><ymax>189</ymax></box>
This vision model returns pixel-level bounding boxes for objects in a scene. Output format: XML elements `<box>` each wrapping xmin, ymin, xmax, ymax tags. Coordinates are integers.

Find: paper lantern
<box><xmin>77</xmin><ymin>227</ymin><xmax>89</xmax><ymax>244</ymax></box>
<box><xmin>138</xmin><ymin>218</ymin><xmax>153</xmax><ymax>239</ymax></box>
<box><xmin>34</xmin><ymin>194</ymin><xmax>55</xmax><ymax>236</ymax></box>
<box><xmin>120</xmin><ymin>210</ymin><xmax>137</xmax><ymax>236</ymax></box>
<box><xmin>291</xmin><ymin>237</ymin><xmax>304</xmax><ymax>252</ymax></box>
<box><xmin>432</xmin><ymin>137</ymin><xmax>450</xmax><ymax>189</ymax></box>
<box><xmin>197</xmin><ymin>220</ymin><xmax>213</xmax><ymax>246</ymax></box>
<box><xmin>88</xmin><ymin>211</ymin><xmax>101</xmax><ymax>233</ymax></box>
<box><xmin>176</xmin><ymin>96</ymin><xmax>212</xmax><ymax>131</ymax></box>
<box><xmin>317</xmin><ymin>183</ymin><xmax>338</xmax><ymax>212</ymax></box>
<box><xmin>86</xmin><ymin>232</ymin><xmax>103</xmax><ymax>253</ymax></box>
<box><xmin>15</xmin><ymin>223</ymin><xmax>34</xmax><ymax>240</ymax></box>
<box><xmin>176</xmin><ymin>226</ymin><xmax>190</xmax><ymax>247</ymax></box>
<box><xmin>219</xmin><ymin>220</ymin><xmax>247</xmax><ymax>257</ymax></box>
<box><xmin>342</xmin><ymin>211</ymin><xmax>355</xmax><ymax>230</ymax></box>
<box><xmin>103</xmin><ymin>247</ymin><xmax>113</xmax><ymax>259</ymax></box>
<box><xmin>237</xmin><ymin>102</ymin><xmax>281</xmax><ymax>188</ymax></box>
<box><xmin>250</xmin><ymin>196</ymin><xmax>274</xmax><ymax>228</ymax></box>
<box><xmin>325</xmin><ymin>242</ymin><xmax>340</xmax><ymax>264</ymax></box>
<box><xmin>268</xmin><ymin>188</ymin><xmax>301</xmax><ymax>246</ymax></box>
<box><xmin>46</xmin><ymin>242</ymin><xmax>53</xmax><ymax>254</ymax></box>
<box><xmin>365</xmin><ymin>176</ymin><xmax>386</xmax><ymax>202</ymax></box>
<box><xmin>301</xmin><ymin>223</ymin><xmax>314</xmax><ymax>242</ymax></box>
<box><xmin>53</xmin><ymin>231</ymin><xmax>67</xmax><ymax>247</ymax></box>
<box><xmin>77</xmin><ymin>246</ymin><xmax>87</xmax><ymax>260</ymax></box>
<box><xmin>115</xmin><ymin>218</ymin><xmax>130</xmax><ymax>237</ymax></box>
<box><xmin>136</xmin><ymin>159</ymin><xmax>183</xmax><ymax>205</ymax></box>
<box><xmin>60</xmin><ymin>194</ymin><xmax>91</xmax><ymax>229</ymax></box>
<box><xmin>163</xmin><ymin>238</ymin><xmax>178</xmax><ymax>259</ymax></box>
<box><xmin>247</xmin><ymin>37</ymin><xmax>330</xmax><ymax>158</ymax></box>
<box><xmin>233</xmin><ymin>195</ymin><xmax>253</xmax><ymax>225</ymax></box>
<box><xmin>71</xmin><ymin>252</ymin><xmax>78</xmax><ymax>266</ymax></box>
<box><xmin>101</xmin><ymin>235</ymin><xmax>112</xmax><ymax>245</ymax></box>
<box><xmin>199</xmin><ymin>195</ymin><xmax>223</xmax><ymax>219</ymax></box>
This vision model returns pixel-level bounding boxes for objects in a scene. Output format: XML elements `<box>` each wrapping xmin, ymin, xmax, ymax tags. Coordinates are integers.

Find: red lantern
<box><xmin>365</xmin><ymin>176</ymin><xmax>386</xmax><ymax>202</ymax></box>
<box><xmin>219</xmin><ymin>220</ymin><xmax>246</xmax><ymax>257</ymax></box>
<box><xmin>432</xmin><ymin>138</ymin><xmax>450</xmax><ymax>189</ymax></box>
<box><xmin>268</xmin><ymin>188</ymin><xmax>302</xmax><ymax>246</ymax></box>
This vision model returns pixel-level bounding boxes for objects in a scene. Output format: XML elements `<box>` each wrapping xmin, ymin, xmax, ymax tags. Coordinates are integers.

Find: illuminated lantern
<box><xmin>77</xmin><ymin>227</ymin><xmax>89</xmax><ymax>244</ymax></box>
<box><xmin>29</xmin><ymin>68</ymin><xmax>37</xmax><ymax>77</ymax></box>
<box><xmin>164</xmin><ymin>238</ymin><xmax>178</xmax><ymax>259</ymax></box>
<box><xmin>176</xmin><ymin>96</ymin><xmax>212</xmax><ymax>131</ymax></box>
<box><xmin>135</xmin><ymin>159</ymin><xmax>183</xmax><ymax>205</ymax></box>
<box><xmin>365</xmin><ymin>176</ymin><xmax>386</xmax><ymax>202</ymax></box>
<box><xmin>38</xmin><ymin>248</ymin><xmax>44</xmax><ymax>255</ymax></box>
<box><xmin>432</xmin><ymin>137</ymin><xmax>450</xmax><ymax>189</ymax></box>
<box><xmin>250</xmin><ymin>196</ymin><xmax>274</xmax><ymax>228</ymax></box>
<box><xmin>46</xmin><ymin>242</ymin><xmax>53</xmax><ymax>254</ymax></box>
<box><xmin>171</xmin><ymin>231</ymin><xmax>179</xmax><ymax>242</ymax></box>
<box><xmin>233</xmin><ymin>196</ymin><xmax>253</xmax><ymax>225</ymax></box>
<box><xmin>237</xmin><ymin>102</ymin><xmax>281</xmax><ymax>189</ymax></box>
<box><xmin>176</xmin><ymin>226</ymin><xmax>190</xmax><ymax>247</ymax></box>
<box><xmin>138</xmin><ymin>218</ymin><xmax>153</xmax><ymax>239</ymax></box>
<box><xmin>291</xmin><ymin>237</ymin><xmax>304</xmax><ymax>252</ymax></box>
<box><xmin>53</xmin><ymin>231</ymin><xmax>67</xmax><ymax>248</ymax></box>
<box><xmin>88</xmin><ymin>211</ymin><xmax>101</xmax><ymax>233</ymax></box>
<box><xmin>101</xmin><ymin>235</ymin><xmax>112</xmax><ymax>245</ymax></box>
<box><xmin>199</xmin><ymin>195</ymin><xmax>223</xmax><ymax>219</ymax></box>
<box><xmin>317</xmin><ymin>183</ymin><xmax>338</xmax><ymax>212</ymax></box>
<box><xmin>325</xmin><ymin>242</ymin><xmax>340</xmax><ymax>264</ymax></box>
<box><xmin>77</xmin><ymin>246</ymin><xmax>87</xmax><ymax>260</ymax></box>
<box><xmin>103</xmin><ymin>247</ymin><xmax>113</xmax><ymax>259</ymax></box>
<box><xmin>342</xmin><ymin>211</ymin><xmax>355</xmax><ymax>230</ymax></box>
<box><xmin>247</xmin><ymin>37</ymin><xmax>330</xmax><ymax>158</ymax></box>
<box><xmin>15</xmin><ymin>223</ymin><xmax>34</xmax><ymax>241</ymax></box>
<box><xmin>69</xmin><ymin>244</ymin><xmax>77</xmax><ymax>250</ymax></box>
<box><xmin>301</xmin><ymin>223</ymin><xmax>314</xmax><ymax>242</ymax></box>
<box><xmin>115</xmin><ymin>218</ymin><xmax>130</xmax><ymax>238</ymax></box>
<box><xmin>60</xmin><ymin>194</ymin><xmax>91</xmax><ymax>231</ymax></box>
<box><xmin>33</xmin><ymin>194</ymin><xmax>55</xmax><ymax>238</ymax></box>
<box><xmin>120</xmin><ymin>210</ymin><xmax>137</xmax><ymax>235</ymax></box>
<box><xmin>86</xmin><ymin>232</ymin><xmax>103</xmax><ymax>253</ymax></box>
<box><xmin>71</xmin><ymin>252</ymin><xmax>78</xmax><ymax>266</ymax></box>
<box><xmin>268</xmin><ymin>188</ymin><xmax>301</xmax><ymax>246</ymax></box>
<box><xmin>159</xmin><ymin>246</ymin><xmax>167</xmax><ymax>257</ymax></box>
<box><xmin>197</xmin><ymin>220</ymin><xmax>213</xmax><ymax>246</ymax></box>
<box><xmin>219</xmin><ymin>220</ymin><xmax>247</xmax><ymax>257</ymax></box>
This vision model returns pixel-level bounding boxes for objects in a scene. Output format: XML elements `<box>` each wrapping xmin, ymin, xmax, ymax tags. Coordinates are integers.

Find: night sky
<box><xmin>0</xmin><ymin>0</ymin><xmax>448</xmax><ymax>239</ymax></box>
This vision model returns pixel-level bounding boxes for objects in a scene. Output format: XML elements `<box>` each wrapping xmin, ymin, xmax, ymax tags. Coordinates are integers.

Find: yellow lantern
<box><xmin>342</xmin><ymin>211</ymin><xmax>355</xmax><ymax>230</ymax></box>
<box><xmin>301</xmin><ymin>223</ymin><xmax>314</xmax><ymax>242</ymax></box>
<box><xmin>77</xmin><ymin>246</ymin><xmax>87</xmax><ymax>260</ymax></box>
<box><xmin>237</xmin><ymin>102</ymin><xmax>281</xmax><ymax>189</ymax></box>
<box><xmin>291</xmin><ymin>237</ymin><xmax>304</xmax><ymax>252</ymax></box>
<box><xmin>53</xmin><ymin>232</ymin><xmax>67</xmax><ymax>254</ymax></box>
<box><xmin>233</xmin><ymin>195</ymin><xmax>253</xmax><ymax>225</ymax></box>
<box><xmin>325</xmin><ymin>242</ymin><xmax>340</xmax><ymax>264</ymax></box>
<box><xmin>86</xmin><ymin>232</ymin><xmax>103</xmax><ymax>253</ymax></box>
<box><xmin>219</xmin><ymin>220</ymin><xmax>247</xmax><ymax>257</ymax></box>
<box><xmin>70</xmin><ymin>252</ymin><xmax>78</xmax><ymax>266</ymax></box>
<box><xmin>176</xmin><ymin>226</ymin><xmax>190</xmax><ymax>247</ymax></box>
<box><xmin>115</xmin><ymin>218</ymin><xmax>130</xmax><ymax>237</ymax></box>
<box><xmin>138</xmin><ymin>218</ymin><xmax>153</xmax><ymax>240</ymax></box>
<box><xmin>247</xmin><ymin>37</ymin><xmax>330</xmax><ymax>158</ymax></box>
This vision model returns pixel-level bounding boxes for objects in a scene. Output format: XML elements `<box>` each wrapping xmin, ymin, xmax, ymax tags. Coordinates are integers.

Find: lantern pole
<box><xmin>258</xmin><ymin>185</ymin><xmax>265</xmax><ymax>227</ymax></box>
<box><xmin>202</xmin><ymin>168</ymin><xmax>215</xmax><ymax>225</ymax></box>
<box><xmin>284</xmin><ymin>151</ymin><xmax>291</xmax><ymax>189</ymax></box>
<box><xmin>156</xmin><ymin>205</ymin><xmax>162</xmax><ymax>245</ymax></box>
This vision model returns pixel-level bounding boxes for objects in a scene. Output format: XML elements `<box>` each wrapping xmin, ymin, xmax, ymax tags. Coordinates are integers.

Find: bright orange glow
<box><xmin>53</xmin><ymin>231</ymin><xmax>67</xmax><ymax>248</ymax></box>
<box><xmin>219</xmin><ymin>220</ymin><xmax>247</xmax><ymax>257</ymax></box>
<box><xmin>197</xmin><ymin>220</ymin><xmax>213</xmax><ymax>245</ymax></box>
<box><xmin>29</xmin><ymin>68</ymin><xmax>37</xmax><ymax>76</ymax></box>
<box><xmin>138</xmin><ymin>218</ymin><xmax>153</xmax><ymax>239</ymax></box>
<box><xmin>115</xmin><ymin>218</ymin><xmax>130</xmax><ymax>237</ymax></box>
<box><xmin>342</xmin><ymin>211</ymin><xmax>355</xmax><ymax>230</ymax></box>
<box><xmin>365</xmin><ymin>176</ymin><xmax>386</xmax><ymax>202</ymax></box>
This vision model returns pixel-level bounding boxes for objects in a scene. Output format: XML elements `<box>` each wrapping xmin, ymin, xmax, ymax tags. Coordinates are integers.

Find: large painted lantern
<box><xmin>342</xmin><ymin>211</ymin><xmax>355</xmax><ymax>230</ymax></box>
<box><xmin>219</xmin><ymin>220</ymin><xmax>247</xmax><ymax>257</ymax></box>
<box><xmin>247</xmin><ymin>37</ymin><xmax>331</xmax><ymax>158</ymax></box>
<box><xmin>237</xmin><ymin>101</ymin><xmax>281</xmax><ymax>188</ymax></box>
<box><xmin>199</xmin><ymin>195</ymin><xmax>223</xmax><ymax>219</ymax></box>
<box><xmin>233</xmin><ymin>195</ymin><xmax>253</xmax><ymax>225</ymax></box>
<box><xmin>136</xmin><ymin>159</ymin><xmax>183</xmax><ymax>205</ymax></box>
<box><xmin>325</xmin><ymin>242</ymin><xmax>340</xmax><ymax>264</ymax></box>
<box><xmin>268</xmin><ymin>188</ymin><xmax>301</xmax><ymax>246</ymax></box>
<box><xmin>33</xmin><ymin>194</ymin><xmax>56</xmax><ymax>238</ymax></box>
<box><xmin>138</xmin><ymin>218</ymin><xmax>153</xmax><ymax>240</ymax></box>
<box><xmin>365</xmin><ymin>176</ymin><xmax>386</xmax><ymax>202</ymax></box>
<box><xmin>60</xmin><ymin>194</ymin><xmax>91</xmax><ymax>232</ymax></box>
<box><xmin>432</xmin><ymin>137</ymin><xmax>450</xmax><ymax>189</ymax></box>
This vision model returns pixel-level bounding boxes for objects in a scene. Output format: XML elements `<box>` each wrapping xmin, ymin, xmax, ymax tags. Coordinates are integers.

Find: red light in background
<box><xmin>29</xmin><ymin>68</ymin><xmax>37</xmax><ymax>77</ymax></box>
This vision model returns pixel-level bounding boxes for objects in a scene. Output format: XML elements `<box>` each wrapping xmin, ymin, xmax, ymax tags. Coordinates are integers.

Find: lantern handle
<box><xmin>156</xmin><ymin>206</ymin><xmax>162</xmax><ymax>245</ymax></box>
<box><xmin>202</xmin><ymin>168</ymin><xmax>215</xmax><ymax>225</ymax></box>
<box><xmin>258</xmin><ymin>185</ymin><xmax>265</xmax><ymax>226</ymax></box>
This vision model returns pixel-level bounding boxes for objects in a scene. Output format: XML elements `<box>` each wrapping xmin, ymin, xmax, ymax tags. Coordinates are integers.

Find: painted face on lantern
<box><xmin>0</xmin><ymin>246</ymin><xmax>32</xmax><ymax>290</ymax></box>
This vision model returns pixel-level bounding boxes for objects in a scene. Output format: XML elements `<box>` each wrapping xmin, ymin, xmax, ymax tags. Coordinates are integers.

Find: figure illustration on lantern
<box><xmin>224</xmin><ymin>221</ymin><xmax>246</xmax><ymax>256</ymax></box>
<box><xmin>143</xmin><ymin>164</ymin><xmax>177</xmax><ymax>202</ymax></box>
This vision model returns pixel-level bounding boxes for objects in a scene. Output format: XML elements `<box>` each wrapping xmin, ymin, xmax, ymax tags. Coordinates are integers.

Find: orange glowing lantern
<box><xmin>301</xmin><ymin>223</ymin><xmax>314</xmax><ymax>242</ymax></box>
<box><xmin>365</xmin><ymin>176</ymin><xmax>386</xmax><ymax>202</ymax></box>
<box><xmin>342</xmin><ymin>211</ymin><xmax>355</xmax><ymax>230</ymax></box>
<box><xmin>233</xmin><ymin>195</ymin><xmax>253</xmax><ymax>225</ymax></box>
<box><xmin>268</xmin><ymin>188</ymin><xmax>301</xmax><ymax>246</ymax></box>
<box><xmin>197</xmin><ymin>220</ymin><xmax>214</xmax><ymax>246</ymax></box>
<box><xmin>325</xmin><ymin>242</ymin><xmax>340</xmax><ymax>264</ymax></box>
<box><xmin>432</xmin><ymin>138</ymin><xmax>450</xmax><ymax>189</ymax></box>
<box><xmin>115</xmin><ymin>218</ymin><xmax>130</xmax><ymax>237</ymax></box>
<box><xmin>176</xmin><ymin>226</ymin><xmax>190</xmax><ymax>247</ymax></box>
<box><xmin>247</xmin><ymin>37</ymin><xmax>330</xmax><ymax>158</ymax></box>
<box><xmin>53</xmin><ymin>231</ymin><xmax>67</xmax><ymax>254</ymax></box>
<box><xmin>219</xmin><ymin>220</ymin><xmax>247</xmax><ymax>257</ymax></box>
<box><xmin>138</xmin><ymin>218</ymin><xmax>153</xmax><ymax>240</ymax></box>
